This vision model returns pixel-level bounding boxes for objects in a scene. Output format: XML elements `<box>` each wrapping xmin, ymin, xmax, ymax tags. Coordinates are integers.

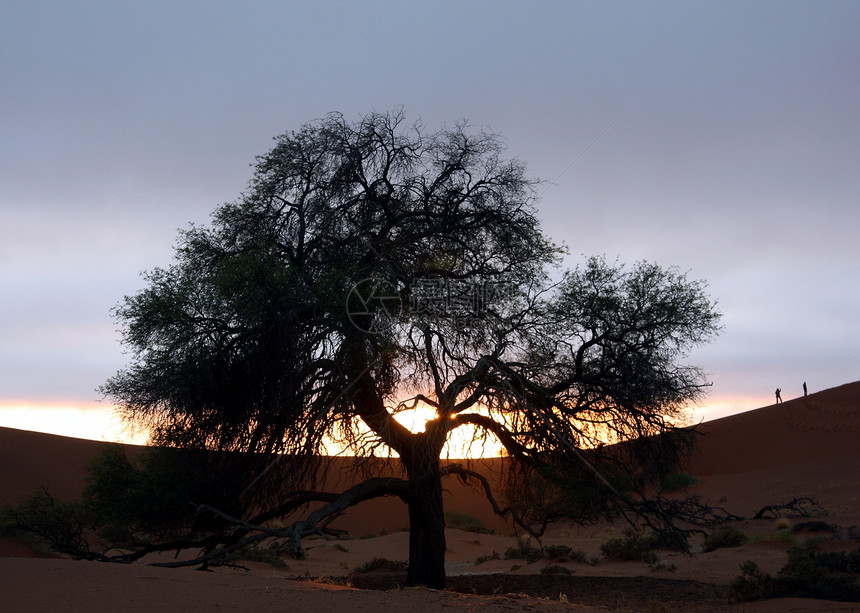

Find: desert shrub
<box><xmin>600</xmin><ymin>528</ymin><xmax>659</xmax><ymax>564</ymax></box>
<box><xmin>659</xmin><ymin>472</ymin><xmax>701</xmax><ymax>492</ymax></box>
<box><xmin>731</xmin><ymin>545</ymin><xmax>860</xmax><ymax>602</ymax></box>
<box><xmin>791</xmin><ymin>520</ymin><xmax>838</xmax><ymax>535</ymax></box>
<box><xmin>731</xmin><ymin>561</ymin><xmax>775</xmax><ymax>601</ymax></box>
<box><xmin>475</xmin><ymin>551</ymin><xmax>501</xmax><ymax>564</ymax></box>
<box><xmin>504</xmin><ymin>536</ymin><xmax>545</xmax><ymax>563</ymax></box>
<box><xmin>544</xmin><ymin>544</ymin><xmax>573</xmax><ymax>560</ymax></box>
<box><xmin>233</xmin><ymin>542</ymin><xmax>288</xmax><ymax>569</ymax></box>
<box><xmin>774</xmin><ymin>517</ymin><xmax>792</xmax><ymax>531</ymax></box>
<box><xmin>3</xmin><ymin>443</ymin><xmax>269</xmax><ymax>554</ymax></box>
<box><xmin>81</xmin><ymin>444</ymin><xmax>236</xmax><ymax>543</ymax></box>
<box><xmin>501</xmin><ymin>540</ymin><xmax>592</xmax><ymax>565</ymax></box>
<box><xmin>798</xmin><ymin>547</ymin><xmax>860</xmax><ymax>574</ymax></box>
<box><xmin>444</xmin><ymin>511</ymin><xmax>492</xmax><ymax>534</ymax></box>
<box><xmin>703</xmin><ymin>526</ymin><xmax>748</xmax><ymax>552</ymax></box>
<box><xmin>353</xmin><ymin>558</ymin><xmax>407</xmax><ymax>573</ymax></box>
<box><xmin>651</xmin><ymin>562</ymin><xmax>678</xmax><ymax>572</ymax></box>
<box><xmin>0</xmin><ymin>487</ymin><xmax>94</xmax><ymax>558</ymax></box>
<box><xmin>540</xmin><ymin>563</ymin><xmax>574</xmax><ymax>575</ymax></box>
<box><xmin>650</xmin><ymin>528</ymin><xmax>690</xmax><ymax>552</ymax></box>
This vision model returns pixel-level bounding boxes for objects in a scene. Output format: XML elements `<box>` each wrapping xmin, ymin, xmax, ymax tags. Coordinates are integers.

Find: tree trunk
<box><xmin>404</xmin><ymin>460</ymin><xmax>447</xmax><ymax>589</ymax></box>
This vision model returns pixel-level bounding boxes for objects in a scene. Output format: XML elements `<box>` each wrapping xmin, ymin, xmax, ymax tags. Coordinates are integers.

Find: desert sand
<box><xmin>2</xmin><ymin>382</ymin><xmax>860</xmax><ymax>611</ymax></box>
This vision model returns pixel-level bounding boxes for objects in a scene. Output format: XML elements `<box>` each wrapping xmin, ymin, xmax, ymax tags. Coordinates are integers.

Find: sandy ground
<box><xmin>2</xmin><ymin>382</ymin><xmax>860</xmax><ymax>611</ymax></box>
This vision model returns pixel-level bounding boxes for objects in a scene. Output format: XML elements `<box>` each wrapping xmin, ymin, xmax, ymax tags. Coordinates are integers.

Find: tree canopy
<box><xmin>102</xmin><ymin>110</ymin><xmax>721</xmax><ymax>588</ymax></box>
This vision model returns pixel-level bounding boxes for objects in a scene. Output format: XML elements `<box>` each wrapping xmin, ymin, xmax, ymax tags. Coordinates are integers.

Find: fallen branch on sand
<box><xmin>752</xmin><ymin>497</ymin><xmax>827</xmax><ymax>520</ymax></box>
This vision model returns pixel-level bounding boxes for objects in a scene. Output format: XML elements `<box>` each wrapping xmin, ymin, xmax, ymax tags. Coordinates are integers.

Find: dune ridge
<box><xmin>2</xmin><ymin>383</ymin><xmax>859</xmax><ymax>611</ymax></box>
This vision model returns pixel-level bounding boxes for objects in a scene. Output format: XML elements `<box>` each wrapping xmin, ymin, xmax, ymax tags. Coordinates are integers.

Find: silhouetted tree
<box><xmin>102</xmin><ymin>110</ymin><xmax>721</xmax><ymax>588</ymax></box>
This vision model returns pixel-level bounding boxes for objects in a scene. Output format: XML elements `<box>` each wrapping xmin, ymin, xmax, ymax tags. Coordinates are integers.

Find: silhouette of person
<box><xmin>803</xmin><ymin>381</ymin><xmax>807</xmax><ymax>396</ymax></box>
<box><xmin>775</xmin><ymin>388</ymin><xmax>782</xmax><ymax>404</ymax></box>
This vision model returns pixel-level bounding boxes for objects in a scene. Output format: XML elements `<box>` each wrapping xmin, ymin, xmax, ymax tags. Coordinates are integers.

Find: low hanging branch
<box><xmin>149</xmin><ymin>477</ymin><xmax>410</xmax><ymax>569</ymax></box>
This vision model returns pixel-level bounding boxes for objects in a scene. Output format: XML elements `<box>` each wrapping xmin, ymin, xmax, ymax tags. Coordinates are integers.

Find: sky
<box><xmin>2</xmin><ymin>0</ymin><xmax>859</xmax><ymax>443</ymax></box>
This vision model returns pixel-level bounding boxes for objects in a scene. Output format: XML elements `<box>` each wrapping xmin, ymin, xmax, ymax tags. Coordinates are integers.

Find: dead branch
<box><xmin>752</xmin><ymin>497</ymin><xmax>827</xmax><ymax>520</ymax></box>
<box><xmin>149</xmin><ymin>477</ymin><xmax>410</xmax><ymax>569</ymax></box>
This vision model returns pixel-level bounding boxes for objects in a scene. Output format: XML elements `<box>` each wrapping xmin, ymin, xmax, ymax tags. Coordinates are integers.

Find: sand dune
<box><xmin>2</xmin><ymin>382</ymin><xmax>859</xmax><ymax>611</ymax></box>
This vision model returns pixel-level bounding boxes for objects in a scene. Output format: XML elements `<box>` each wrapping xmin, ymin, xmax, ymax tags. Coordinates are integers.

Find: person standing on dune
<box><xmin>775</xmin><ymin>388</ymin><xmax>783</xmax><ymax>404</ymax></box>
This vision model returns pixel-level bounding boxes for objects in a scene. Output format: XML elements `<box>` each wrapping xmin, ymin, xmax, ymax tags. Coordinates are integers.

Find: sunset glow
<box><xmin>0</xmin><ymin>395</ymin><xmax>770</xmax><ymax>456</ymax></box>
<box><xmin>0</xmin><ymin>403</ymin><xmax>148</xmax><ymax>445</ymax></box>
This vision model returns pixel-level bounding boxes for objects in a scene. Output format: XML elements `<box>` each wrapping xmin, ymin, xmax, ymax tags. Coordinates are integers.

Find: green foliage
<box><xmin>703</xmin><ymin>526</ymin><xmax>748</xmax><ymax>552</ymax></box>
<box><xmin>353</xmin><ymin>558</ymin><xmax>408</xmax><ymax>573</ymax></box>
<box><xmin>81</xmin><ymin>444</ymin><xmax>233</xmax><ymax>543</ymax></box>
<box><xmin>444</xmin><ymin>511</ymin><xmax>492</xmax><ymax>534</ymax></box>
<box><xmin>1</xmin><ymin>444</ymin><xmax>244</xmax><ymax>557</ymax></box>
<box><xmin>731</xmin><ymin>545</ymin><xmax>860</xmax><ymax>602</ymax></box>
<box><xmin>0</xmin><ymin>487</ymin><xmax>93</xmax><ymax>558</ymax></box>
<box><xmin>95</xmin><ymin>110</ymin><xmax>722</xmax><ymax>587</ymax></box>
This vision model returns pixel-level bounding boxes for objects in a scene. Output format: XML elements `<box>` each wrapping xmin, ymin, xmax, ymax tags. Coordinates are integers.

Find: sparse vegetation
<box><xmin>732</xmin><ymin>545</ymin><xmax>860</xmax><ymax>602</ymax></box>
<box><xmin>659</xmin><ymin>472</ymin><xmax>701</xmax><ymax>492</ymax></box>
<box><xmin>233</xmin><ymin>542</ymin><xmax>288</xmax><ymax>569</ymax></box>
<box><xmin>791</xmin><ymin>520</ymin><xmax>838</xmax><ymax>535</ymax></box>
<box><xmin>702</xmin><ymin>526</ymin><xmax>748</xmax><ymax>552</ymax></box>
<box><xmin>543</xmin><ymin>544</ymin><xmax>573</xmax><ymax>559</ymax></box>
<box><xmin>599</xmin><ymin>528</ymin><xmax>687</xmax><ymax>564</ymax></box>
<box><xmin>475</xmin><ymin>551</ymin><xmax>501</xmax><ymax>564</ymax></box>
<box><xmin>505</xmin><ymin>536</ymin><xmax>545</xmax><ymax>563</ymax></box>
<box><xmin>541</xmin><ymin>564</ymin><xmax>574</xmax><ymax>575</ymax></box>
<box><xmin>774</xmin><ymin>517</ymin><xmax>792</xmax><ymax>531</ymax></box>
<box><xmin>353</xmin><ymin>558</ymin><xmax>408</xmax><ymax>573</ymax></box>
<box><xmin>0</xmin><ymin>487</ymin><xmax>94</xmax><ymax>559</ymax></box>
<box><xmin>651</xmin><ymin>562</ymin><xmax>678</xmax><ymax>572</ymax></box>
<box><xmin>444</xmin><ymin>511</ymin><xmax>492</xmax><ymax>534</ymax></box>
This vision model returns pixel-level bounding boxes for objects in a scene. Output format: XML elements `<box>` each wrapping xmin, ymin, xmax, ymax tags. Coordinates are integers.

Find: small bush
<box><xmin>791</xmin><ymin>520</ymin><xmax>838</xmax><ymax>535</ymax></box>
<box><xmin>703</xmin><ymin>526</ymin><xmax>748</xmax><ymax>552</ymax></box>
<box><xmin>444</xmin><ymin>511</ymin><xmax>492</xmax><ymax>534</ymax></box>
<box><xmin>475</xmin><ymin>551</ymin><xmax>501</xmax><ymax>564</ymax></box>
<box><xmin>775</xmin><ymin>518</ymin><xmax>792</xmax><ymax>531</ymax></box>
<box><xmin>233</xmin><ymin>543</ymin><xmax>288</xmax><ymax>569</ymax></box>
<box><xmin>651</xmin><ymin>562</ymin><xmax>678</xmax><ymax>572</ymax></box>
<box><xmin>541</xmin><ymin>563</ymin><xmax>574</xmax><ymax>575</ymax></box>
<box><xmin>659</xmin><ymin>472</ymin><xmax>701</xmax><ymax>492</ymax></box>
<box><xmin>731</xmin><ymin>545</ymin><xmax>860</xmax><ymax>603</ymax></box>
<box><xmin>0</xmin><ymin>488</ymin><xmax>94</xmax><ymax>558</ymax></box>
<box><xmin>504</xmin><ymin>536</ymin><xmax>545</xmax><ymax>563</ymax></box>
<box><xmin>600</xmin><ymin>529</ymin><xmax>659</xmax><ymax>564</ymax></box>
<box><xmin>544</xmin><ymin>544</ymin><xmax>573</xmax><ymax>560</ymax></box>
<box><xmin>353</xmin><ymin>557</ymin><xmax>407</xmax><ymax>573</ymax></box>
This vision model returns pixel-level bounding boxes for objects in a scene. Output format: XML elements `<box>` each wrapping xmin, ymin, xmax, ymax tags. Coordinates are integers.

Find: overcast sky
<box><xmin>2</xmin><ymin>1</ymin><xmax>859</xmax><ymax>439</ymax></box>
